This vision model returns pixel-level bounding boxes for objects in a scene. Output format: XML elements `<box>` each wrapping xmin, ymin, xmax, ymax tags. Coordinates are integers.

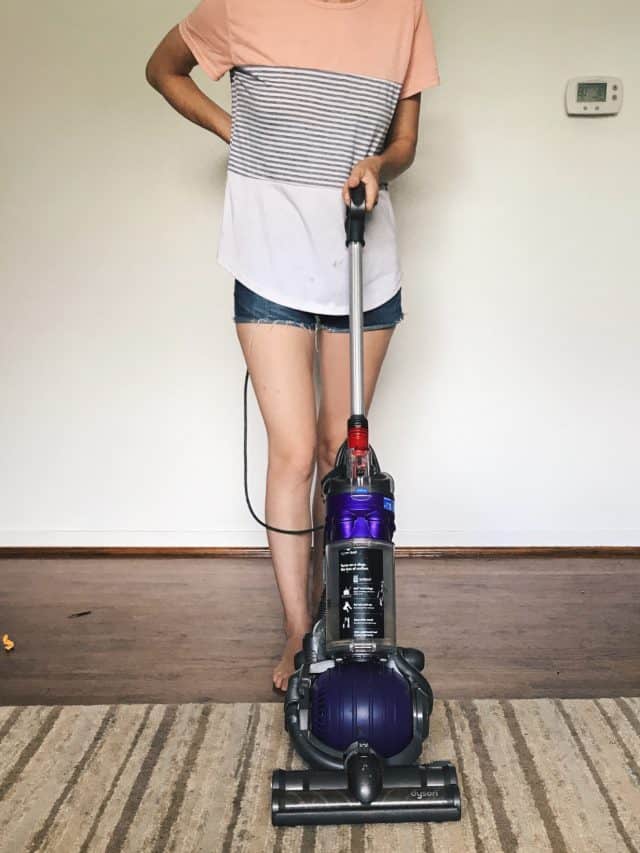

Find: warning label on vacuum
<box><xmin>338</xmin><ymin>546</ymin><xmax>384</xmax><ymax>640</ymax></box>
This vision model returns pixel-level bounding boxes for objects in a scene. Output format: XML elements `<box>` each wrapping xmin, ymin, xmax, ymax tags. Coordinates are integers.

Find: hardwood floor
<box><xmin>0</xmin><ymin>556</ymin><xmax>638</xmax><ymax>705</ymax></box>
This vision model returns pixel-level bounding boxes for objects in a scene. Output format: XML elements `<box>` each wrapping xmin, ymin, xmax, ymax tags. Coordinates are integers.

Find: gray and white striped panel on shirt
<box><xmin>228</xmin><ymin>64</ymin><xmax>401</xmax><ymax>189</ymax></box>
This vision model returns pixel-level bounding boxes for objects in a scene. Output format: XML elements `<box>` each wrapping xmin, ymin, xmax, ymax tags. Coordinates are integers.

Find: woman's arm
<box><xmin>342</xmin><ymin>93</ymin><xmax>422</xmax><ymax>211</ymax></box>
<box><xmin>145</xmin><ymin>26</ymin><xmax>232</xmax><ymax>144</ymax></box>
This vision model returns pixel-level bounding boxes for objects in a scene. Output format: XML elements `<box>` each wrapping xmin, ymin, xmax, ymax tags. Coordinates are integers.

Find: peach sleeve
<box><xmin>398</xmin><ymin>0</ymin><xmax>440</xmax><ymax>99</ymax></box>
<box><xmin>178</xmin><ymin>0</ymin><xmax>233</xmax><ymax>81</ymax></box>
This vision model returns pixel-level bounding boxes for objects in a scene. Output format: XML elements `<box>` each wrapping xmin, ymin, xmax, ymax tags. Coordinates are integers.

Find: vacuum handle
<box><xmin>345</xmin><ymin>182</ymin><xmax>366</xmax><ymax>246</ymax></box>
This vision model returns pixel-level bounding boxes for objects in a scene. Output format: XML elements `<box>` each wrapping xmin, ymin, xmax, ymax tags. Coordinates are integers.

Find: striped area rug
<box><xmin>0</xmin><ymin>698</ymin><xmax>639</xmax><ymax>852</ymax></box>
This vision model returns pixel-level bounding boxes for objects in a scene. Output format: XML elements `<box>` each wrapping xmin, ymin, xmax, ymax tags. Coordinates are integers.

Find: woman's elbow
<box><xmin>145</xmin><ymin>27</ymin><xmax>194</xmax><ymax>90</ymax></box>
<box><xmin>145</xmin><ymin>56</ymin><xmax>162</xmax><ymax>90</ymax></box>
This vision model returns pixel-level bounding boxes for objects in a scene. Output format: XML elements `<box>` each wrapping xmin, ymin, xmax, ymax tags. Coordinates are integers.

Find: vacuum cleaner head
<box><xmin>272</xmin><ymin>747</ymin><xmax>461</xmax><ymax>827</ymax></box>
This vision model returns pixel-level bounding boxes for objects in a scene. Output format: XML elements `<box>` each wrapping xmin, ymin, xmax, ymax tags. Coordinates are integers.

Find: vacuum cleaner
<box><xmin>269</xmin><ymin>183</ymin><xmax>462</xmax><ymax>827</ymax></box>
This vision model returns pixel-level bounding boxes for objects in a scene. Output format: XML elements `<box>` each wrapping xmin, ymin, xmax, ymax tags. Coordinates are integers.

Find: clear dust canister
<box><xmin>324</xmin><ymin>539</ymin><xmax>397</xmax><ymax>657</ymax></box>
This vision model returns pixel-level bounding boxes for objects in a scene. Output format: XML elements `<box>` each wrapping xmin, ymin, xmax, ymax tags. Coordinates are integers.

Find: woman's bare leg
<box><xmin>310</xmin><ymin>326</ymin><xmax>395</xmax><ymax>615</ymax></box>
<box><xmin>235</xmin><ymin>321</ymin><xmax>318</xmax><ymax>691</ymax></box>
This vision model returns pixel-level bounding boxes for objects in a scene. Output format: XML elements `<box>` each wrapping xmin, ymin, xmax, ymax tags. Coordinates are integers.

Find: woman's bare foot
<box><xmin>273</xmin><ymin>631</ymin><xmax>307</xmax><ymax>692</ymax></box>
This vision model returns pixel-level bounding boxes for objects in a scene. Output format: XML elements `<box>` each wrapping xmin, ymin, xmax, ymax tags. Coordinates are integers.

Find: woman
<box><xmin>145</xmin><ymin>0</ymin><xmax>439</xmax><ymax>691</ymax></box>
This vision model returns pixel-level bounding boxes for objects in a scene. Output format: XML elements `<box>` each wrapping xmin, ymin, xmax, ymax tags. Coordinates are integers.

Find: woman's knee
<box><xmin>317</xmin><ymin>429</ymin><xmax>346</xmax><ymax>473</ymax></box>
<box><xmin>268</xmin><ymin>439</ymin><xmax>317</xmax><ymax>484</ymax></box>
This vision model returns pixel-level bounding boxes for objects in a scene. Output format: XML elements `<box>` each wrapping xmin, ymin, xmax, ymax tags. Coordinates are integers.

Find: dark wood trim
<box><xmin>1</xmin><ymin>546</ymin><xmax>638</xmax><ymax>559</ymax></box>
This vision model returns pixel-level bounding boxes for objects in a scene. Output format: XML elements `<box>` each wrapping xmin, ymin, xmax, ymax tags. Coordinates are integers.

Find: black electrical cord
<box><xmin>243</xmin><ymin>369</ymin><xmax>325</xmax><ymax>535</ymax></box>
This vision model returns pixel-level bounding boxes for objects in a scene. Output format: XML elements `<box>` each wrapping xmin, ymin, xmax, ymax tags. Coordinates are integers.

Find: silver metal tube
<box><xmin>349</xmin><ymin>242</ymin><xmax>364</xmax><ymax>416</ymax></box>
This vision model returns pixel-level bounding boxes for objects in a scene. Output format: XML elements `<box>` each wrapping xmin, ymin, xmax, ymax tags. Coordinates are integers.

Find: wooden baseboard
<box><xmin>0</xmin><ymin>546</ymin><xmax>638</xmax><ymax>559</ymax></box>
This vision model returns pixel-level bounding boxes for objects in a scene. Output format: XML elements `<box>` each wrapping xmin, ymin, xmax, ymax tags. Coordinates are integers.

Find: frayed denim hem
<box><xmin>233</xmin><ymin>313</ymin><xmax>405</xmax><ymax>337</ymax></box>
<box><xmin>318</xmin><ymin>315</ymin><xmax>405</xmax><ymax>333</ymax></box>
<box><xmin>233</xmin><ymin>316</ymin><xmax>316</xmax><ymax>332</ymax></box>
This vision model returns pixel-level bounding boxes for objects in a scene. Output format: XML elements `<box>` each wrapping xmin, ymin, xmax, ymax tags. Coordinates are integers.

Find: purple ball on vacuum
<box><xmin>310</xmin><ymin>661</ymin><xmax>413</xmax><ymax>758</ymax></box>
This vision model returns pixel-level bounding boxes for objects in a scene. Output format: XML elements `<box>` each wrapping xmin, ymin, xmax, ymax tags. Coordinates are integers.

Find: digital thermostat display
<box><xmin>577</xmin><ymin>82</ymin><xmax>607</xmax><ymax>102</ymax></box>
<box><xmin>566</xmin><ymin>77</ymin><xmax>623</xmax><ymax>116</ymax></box>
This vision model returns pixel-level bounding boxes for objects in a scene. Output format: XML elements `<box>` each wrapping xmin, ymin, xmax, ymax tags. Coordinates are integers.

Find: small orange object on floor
<box><xmin>2</xmin><ymin>634</ymin><xmax>15</xmax><ymax>651</ymax></box>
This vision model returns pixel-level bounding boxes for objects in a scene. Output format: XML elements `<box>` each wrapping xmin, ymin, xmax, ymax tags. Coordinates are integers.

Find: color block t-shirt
<box><xmin>178</xmin><ymin>0</ymin><xmax>440</xmax><ymax>314</ymax></box>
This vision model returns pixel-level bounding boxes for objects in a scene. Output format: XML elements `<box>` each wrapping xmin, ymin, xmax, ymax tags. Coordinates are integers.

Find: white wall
<box><xmin>1</xmin><ymin>0</ymin><xmax>638</xmax><ymax>546</ymax></box>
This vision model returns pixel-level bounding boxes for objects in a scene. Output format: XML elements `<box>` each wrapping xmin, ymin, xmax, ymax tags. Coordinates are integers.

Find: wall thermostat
<box><xmin>566</xmin><ymin>76</ymin><xmax>623</xmax><ymax>116</ymax></box>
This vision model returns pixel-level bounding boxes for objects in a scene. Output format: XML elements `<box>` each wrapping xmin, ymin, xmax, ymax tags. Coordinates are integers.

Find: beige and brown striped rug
<box><xmin>0</xmin><ymin>698</ymin><xmax>639</xmax><ymax>852</ymax></box>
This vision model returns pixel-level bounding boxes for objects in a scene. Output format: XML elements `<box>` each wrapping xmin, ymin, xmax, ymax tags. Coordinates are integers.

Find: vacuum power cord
<box><xmin>243</xmin><ymin>369</ymin><xmax>324</xmax><ymax>535</ymax></box>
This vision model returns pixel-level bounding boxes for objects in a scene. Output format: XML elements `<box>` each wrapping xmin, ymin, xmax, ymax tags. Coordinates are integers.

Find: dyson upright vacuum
<box><xmin>270</xmin><ymin>184</ymin><xmax>462</xmax><ymax>827</ymax></box>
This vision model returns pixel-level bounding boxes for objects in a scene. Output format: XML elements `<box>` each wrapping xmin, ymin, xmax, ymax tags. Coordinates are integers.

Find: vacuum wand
<box><xmin>345</xmin><ymin>182</ymin><xmax>367</xmax><ymax>418</ymax></box>
<box><xmin>344</xmin><ymin>183</ymin><xmax>370</xmax><ymax>476</ymax></box>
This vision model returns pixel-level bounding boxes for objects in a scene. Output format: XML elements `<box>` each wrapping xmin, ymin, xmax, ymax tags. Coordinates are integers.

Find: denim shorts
<box><xmin>233</xmin><ymin>279</ymin><xmax>404</xmax><ymax>333</ymax></box>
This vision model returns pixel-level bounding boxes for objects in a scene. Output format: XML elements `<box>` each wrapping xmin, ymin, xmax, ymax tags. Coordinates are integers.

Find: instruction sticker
<box><xmin>338</xmin><ymin>546</ymin><xmax>384</xmax><ymax>640</ymax></box>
